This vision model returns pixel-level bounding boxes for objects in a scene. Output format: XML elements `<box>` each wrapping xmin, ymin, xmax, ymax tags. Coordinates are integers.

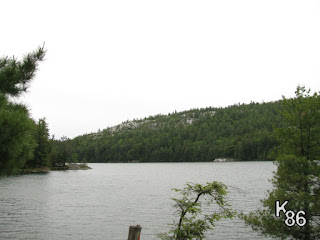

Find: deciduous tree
<box><xmin>158</xmin><ymin>182</ymin><xmax>235</xmax><ymax>240</ymax></box>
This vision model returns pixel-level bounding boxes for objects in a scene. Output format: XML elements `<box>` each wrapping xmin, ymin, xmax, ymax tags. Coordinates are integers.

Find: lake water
<box><xmin>0</xmin><ymin>162</ymin><xmax>276</xmax><ymax>240</ymax></box>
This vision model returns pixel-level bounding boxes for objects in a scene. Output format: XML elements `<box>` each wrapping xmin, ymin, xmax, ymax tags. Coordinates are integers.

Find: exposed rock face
<box><xmin>214</xmin><ymin>158</ymin><xmax>236</xmax><ymax>162</ymax></box>
<box><xmin>89</xmin><ymin>110</ymin><xmax>216</xmax><ymax>139</ymax></box>
<box><xmin>66</xmin><ymin>163</ymin><xmax>92</xmax><ymax>170</ymax></box>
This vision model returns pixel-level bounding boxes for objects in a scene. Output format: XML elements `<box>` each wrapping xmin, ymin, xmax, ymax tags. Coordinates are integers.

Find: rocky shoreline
<box><xmin>24</xmin><ymin>166</ymin><xmax>50</xmax><ymax>174</ymax></box>
<box><xmin>213</xmin><ymin>158</ymin><xmax>236</xmax><ymax>162</ymax></box>
<box><xmin>24</xmin><ymin>164</ymin><xmax>91</xmax><ymax>174</ymax></box>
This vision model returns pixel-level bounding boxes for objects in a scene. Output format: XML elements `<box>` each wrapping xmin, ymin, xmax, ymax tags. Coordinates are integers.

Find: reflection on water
<box><xmin>0</xmin><ymin>162</ymin><xmax>276</xmax><ymax>240</ymax></box>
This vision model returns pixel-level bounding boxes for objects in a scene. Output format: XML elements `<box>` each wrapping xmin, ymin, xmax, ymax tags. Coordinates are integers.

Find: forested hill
<box><xmin>67</xmin><ymin>101</ymin><xmax>284</xmax><ymax>163</ymax></box>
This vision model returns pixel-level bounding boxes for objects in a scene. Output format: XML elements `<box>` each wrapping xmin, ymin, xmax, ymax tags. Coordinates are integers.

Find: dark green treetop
<box><xmin>0</xmin><ymin>45</ymin><xmax>46</xmax><ymax>97</ymax></box>
<box><xmin>28</xmin><ymin>118</ymin><xmax>50</xmax><ymax>168</ymax></box>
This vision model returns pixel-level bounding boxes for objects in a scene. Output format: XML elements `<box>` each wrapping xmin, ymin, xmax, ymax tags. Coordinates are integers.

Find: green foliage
<box><xmin>242</xmin><ymin>86</ymin><xmax>320</xmax><ymax>239</ymax></box>
<box><xmin>0</xmin><ymin>46</ymin><xmax>46</xmax><ymax>176</ymax></box>
<box><xmin>0</xmin><ymin>45</ymin><xmax>46</xmax><ymax>97</ymax></box>
<box><xmin>158</xmin><ymin>182</ymin><xmax>235</xmax><ymax>240</ymax></box>
<box><xmin>67</xmin><ymin>101</ymin><xmax>282</xmax><ymax>163</ymax></box>
<box><xmin>49</xmin><ymin>136</ymin><xmax>76</xmax><ymax>167</ymax></box>
<box><xmin>27</xmin><ymin>118</ymin><xmax>50</xmax><ymax>168</ymax></box>
<box><xmin>0</xmin><ymin>97</ymin><xmax>37</xmax><ymax>175</ymax></box>
<box><xmin>276</xmin><ymin>86</ymin><xmax>320</xmax><ymax>160</ymax></box>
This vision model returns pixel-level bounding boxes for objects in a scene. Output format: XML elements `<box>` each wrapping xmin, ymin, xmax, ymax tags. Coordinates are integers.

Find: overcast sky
<box><xmin>2</xmin><ymin>0</ymin><xmax>320</xmax><ymax>139</ymax></box>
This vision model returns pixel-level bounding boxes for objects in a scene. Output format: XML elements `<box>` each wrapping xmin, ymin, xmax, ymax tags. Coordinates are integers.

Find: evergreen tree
<box><xmin>242</xmin><ymin>86</ymin><xmax>320</xmax><ymax>239</ymax></box>
<box><xmin>28</xmin><ymin>118</ymin><xmax>50</xmax><ymax>168</ymax></box>
<box><xmin>0</xmin><ymin>96</ymin><xmax>37</xmax><ymax>175</ymax></box>
<box><xmin>0</xmin><ymin>45</ymin><xmax>46</xmax><ymax>175</ymax></box>
<box><xmin>49</xmin><ymin>136</ymin><xmax>73</xmax><ymax>167</ymax></box>
<box><xmin>0</xmin><ymin>45</ymin><xmax>46</xmax><ymax>97</ymax></box>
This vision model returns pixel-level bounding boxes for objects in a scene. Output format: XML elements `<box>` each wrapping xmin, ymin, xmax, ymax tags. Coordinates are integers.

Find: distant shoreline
<box><xmin>23</xmin><ymin>164</ymin><xmax>92</xmax><ymax>174</ymax></box>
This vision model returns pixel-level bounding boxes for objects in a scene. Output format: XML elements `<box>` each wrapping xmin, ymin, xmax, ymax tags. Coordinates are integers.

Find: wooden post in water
<box><xmin>127</xmin><ymin>225</ymin><xmax>142</xmax><ymax>240</ymax></box>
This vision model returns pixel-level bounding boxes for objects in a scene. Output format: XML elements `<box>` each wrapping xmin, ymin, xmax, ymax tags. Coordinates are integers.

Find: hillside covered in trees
<box><xmin>0</xmin><ymin>46</ymin><xmax>285</xmax><ymax>176</ymax></box>
<box><xmin>60</xmin><ymin>100</ymin><xmax>284</xmax><ymax>163</ymax></box>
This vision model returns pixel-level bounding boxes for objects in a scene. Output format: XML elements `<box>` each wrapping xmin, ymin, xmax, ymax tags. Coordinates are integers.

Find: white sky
<box><xmin>1</xmin><ymin>0</ymin><xmax>320</xmax><ymax>139</ymax></box>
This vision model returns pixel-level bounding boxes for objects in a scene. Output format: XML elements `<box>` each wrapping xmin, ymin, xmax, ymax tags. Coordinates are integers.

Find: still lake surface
<box><xmin>0</xmin><ymin>162</ymin><xmax>276</xmax><ymax>240</ymax></box>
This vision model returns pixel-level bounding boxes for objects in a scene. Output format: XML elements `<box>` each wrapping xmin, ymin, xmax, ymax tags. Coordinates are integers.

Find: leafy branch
<box><xmin>158</xmin><ymin>181</ymin><xmax>235</xmax><ymax>240</ymax></box>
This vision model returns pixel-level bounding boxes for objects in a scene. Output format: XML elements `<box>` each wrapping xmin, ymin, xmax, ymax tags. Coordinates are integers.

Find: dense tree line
<box><xmin>66</xmin><ymin>101</ymin><xmax>284</xmax><ymax>163</ymax></box>
<box><xmin>0</xmin><ymin>48</ymin><xmax>288</xmax><ymax>174</ymax></box>
<box><xmin>2</xmin><ymin>47</ymin><xmax>318</xmax><ymax>239</ymax></box>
